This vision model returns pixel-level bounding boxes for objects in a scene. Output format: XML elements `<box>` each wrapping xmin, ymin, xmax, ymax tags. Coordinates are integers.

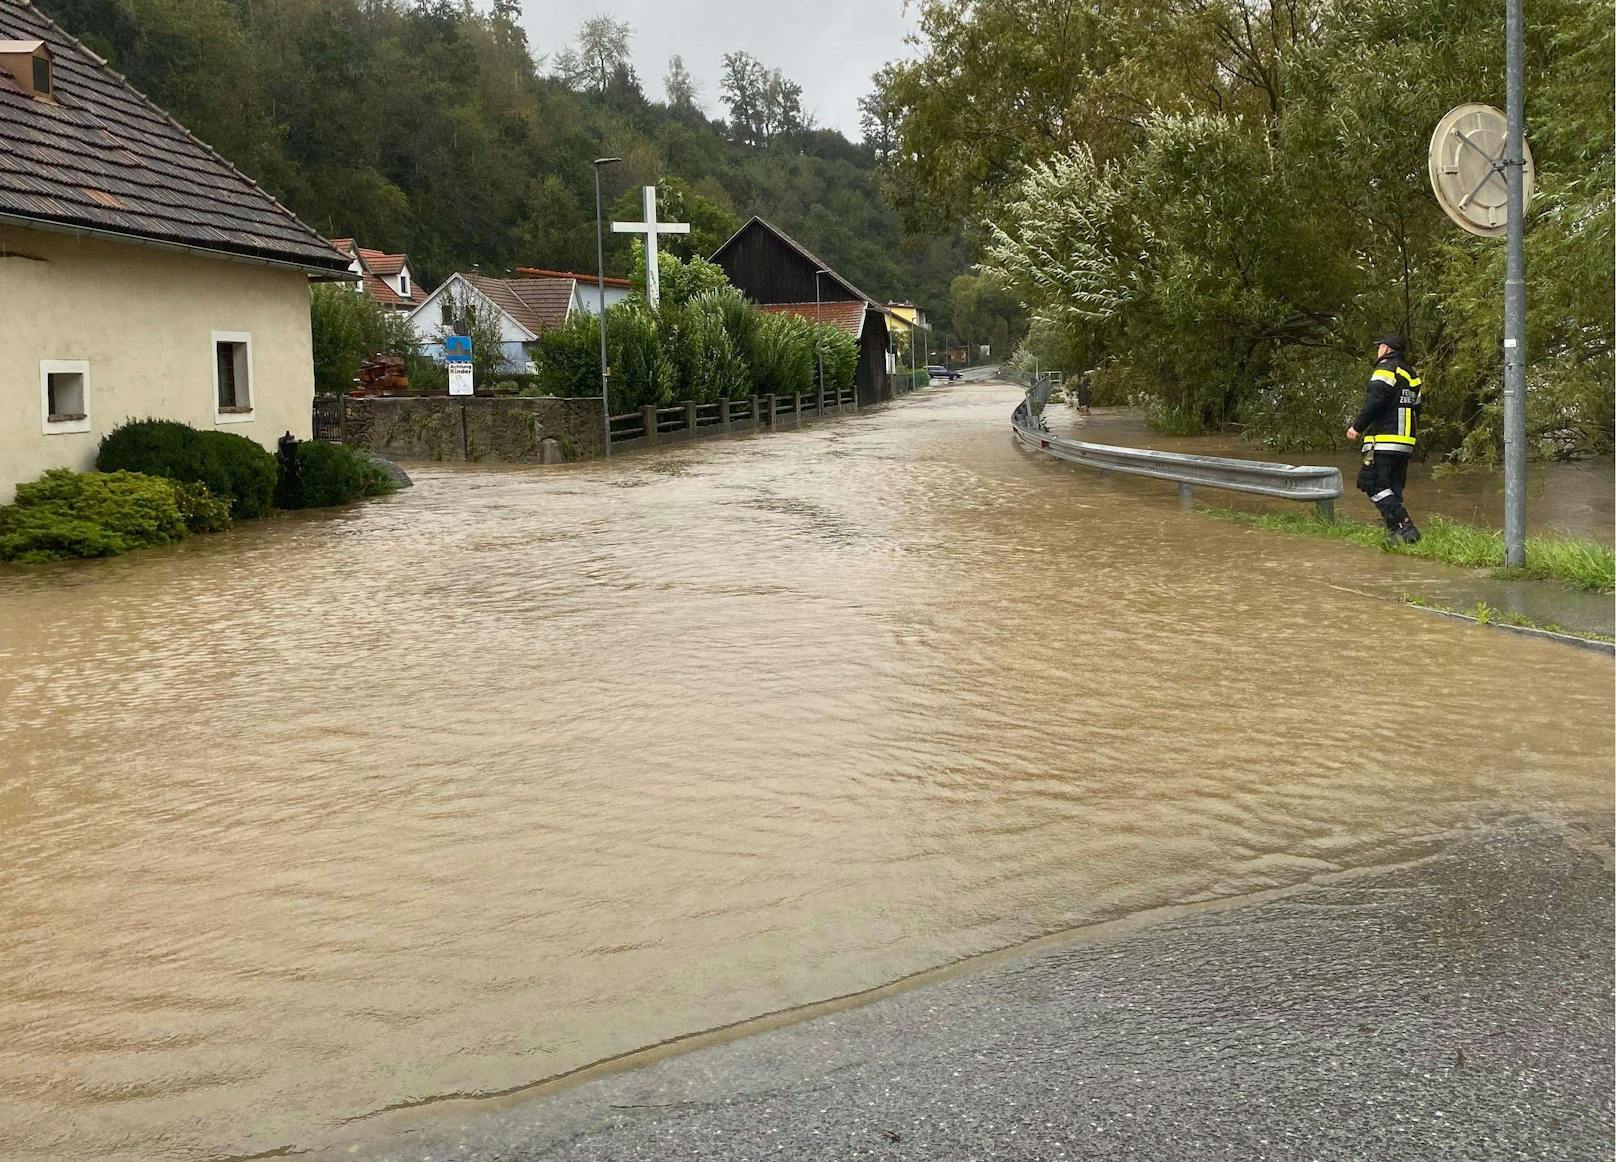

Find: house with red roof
<box><xmin>0</xmin><ymin>1</ymin><xmax>352</xmax><ymax>502</ymax></box>
<box><xmin>331</xmin><ymin>238</ymin><xmax>427</xmax><ymax>313</ymax></box>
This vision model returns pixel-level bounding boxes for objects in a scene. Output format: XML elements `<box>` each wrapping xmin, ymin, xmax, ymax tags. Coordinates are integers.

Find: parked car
<box><xmin>926</xmin><ymin>364</ymin><xmax>963</xmax><ymax>381</ymax></box>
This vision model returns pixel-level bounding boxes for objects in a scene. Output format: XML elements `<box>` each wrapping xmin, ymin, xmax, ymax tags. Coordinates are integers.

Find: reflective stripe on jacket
<box><xmin>1354</xmin><ymin>358</ymin><xmax>1422</xmax><ymax>453</ymax></box>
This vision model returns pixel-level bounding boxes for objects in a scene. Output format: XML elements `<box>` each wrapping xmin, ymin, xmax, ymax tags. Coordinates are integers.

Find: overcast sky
<box><xmin>516</xmin><ymin>0</ymin><xmax>921</xmax><ymax>139</ymax></box>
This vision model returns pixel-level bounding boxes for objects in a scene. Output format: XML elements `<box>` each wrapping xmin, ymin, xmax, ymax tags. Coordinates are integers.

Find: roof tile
<box><xmin>0</xmin><ymin>0</ymin><xmax>347</xmax><ymax>271</ymax></box>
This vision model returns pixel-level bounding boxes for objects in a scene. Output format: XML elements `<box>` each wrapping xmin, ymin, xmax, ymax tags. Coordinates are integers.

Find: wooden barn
<box><xmin>709</xmin><ymin>217</ymin><xmax>895</xmax><ymax>406</ymax></box>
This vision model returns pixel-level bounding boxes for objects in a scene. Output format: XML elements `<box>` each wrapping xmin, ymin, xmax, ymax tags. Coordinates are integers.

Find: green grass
<box><xmin>1205</xmin><ymin>508</ymin><xmax>1615</xmax><ymax>593</ymax></box>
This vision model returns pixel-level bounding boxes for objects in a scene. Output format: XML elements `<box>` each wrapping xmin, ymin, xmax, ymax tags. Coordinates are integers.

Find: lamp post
<box><xmin>593</xmin><ymin>157</ymin><xmax>621</xmax><ymax>457</ymax></box>
<box><xmin>1501</xmin><ymin>0</ymin><xmax>1527</xmax><ymax>566</ymax></box>
<box><xmin>814</xmin><ymin>268</ymin><xmax>830</xmax><ymax>400</ymax></box>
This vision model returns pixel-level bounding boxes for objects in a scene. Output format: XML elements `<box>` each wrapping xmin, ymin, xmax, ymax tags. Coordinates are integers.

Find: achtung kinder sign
<box><xmin>445</xmin><ymin>334</ymin><xmax>473</xmax><ymax>397</ymax></box>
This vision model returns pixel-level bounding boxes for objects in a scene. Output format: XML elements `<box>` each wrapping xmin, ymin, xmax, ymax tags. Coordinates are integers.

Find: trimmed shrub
<box><xmin>197</xmin><ymin>430</ymin><xmax>276</xmax><ymax>518</ymax></box>
<box><xmin>0</xmin><ymin>470</ymin><xmax>190</xmax><ymax>562</ymax></box>
<box><xmin>97</xmin><ymin>420</ymin><xmax>276</xmax><ymax>519</ymax></box>
<box><xmin>748</xmin><ymin>311</ymin><xmax>817</xmax><ymax>397</ymax></box>
<box><xmin>174</xmin><ymin>482</ymin><xmax>234</xmax><ymax>533</ymax></box>
<box><xmin>277</xmin><ymin>441</ymin><xmax>399</xmax><ymax>509</ymax></box>
<box><xmin>816</xmin><ymin>326</ymin><xmax>860</xmax><ymax>393</ymax></box>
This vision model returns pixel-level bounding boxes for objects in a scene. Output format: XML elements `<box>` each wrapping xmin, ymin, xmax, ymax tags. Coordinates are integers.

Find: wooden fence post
<box><xmin>685</xmin><ymin>400</ymin><xmax>698</xmax><ymax>436</ymax></box>
<box><xmin>641</xmin><ymin>404</ymin><xmax>659</xmax><ymax>446</ymax></box>
<box><xmin>718</xmin><ymin>398</ymin><xmax>731</xmax><ymax>431</ymax></box>
<box><xmin>764</xmin><ymin>394</ymin><xmax>777</xmax><ymax>428</ymax></box>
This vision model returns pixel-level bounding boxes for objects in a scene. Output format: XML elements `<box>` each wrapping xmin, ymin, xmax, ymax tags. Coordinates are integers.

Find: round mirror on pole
<box><xmin>1428</xmin><ymin>103</ymin><xmax>1534</xmax><ymax>238</ymax></box>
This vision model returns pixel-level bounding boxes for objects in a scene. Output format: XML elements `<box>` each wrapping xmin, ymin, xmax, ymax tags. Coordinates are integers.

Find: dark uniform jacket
<box><xmin>1353</xmin><ymin>354</ymin><xmax>1422</xmax><ymax>454</ymax></box>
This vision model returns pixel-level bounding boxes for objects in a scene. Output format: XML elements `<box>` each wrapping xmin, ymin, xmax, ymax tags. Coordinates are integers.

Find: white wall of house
<box><xmin>570</xmin><ymin>282</ymin><xmax>631</xmax><ymax>315</ymax></box>
<box><xmin>0</xmin><ymin>224</ymin><xmax>318</xmax><ymax>504</ymax></box>
<box><xmin>406</xmin><ymin>275</ymin><xmax>538</xmax><ymax>373</ymax></box>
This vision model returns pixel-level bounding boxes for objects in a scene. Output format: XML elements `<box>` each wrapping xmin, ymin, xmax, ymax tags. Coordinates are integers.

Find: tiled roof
<box><xmin>359</xmin><ymin>247</ymin><xmax>405</xmax><ymax>276</ymax></box>
<box><xmin>363</xmin><ymin>271</ymin><xmax>420</xmax><ymax>308</ymax></box>
<box><xmin>757</xmin><ymin>300</ymin><xmax>868</xmax><ymax>337</ymax></box>
<box><xmin>516</xmin><ymin>266</ymin><xmax>632</xmax><ymax>289</ymax></box>
<box><xmin>0</xmin><ymin>0</ymin><xmax>348</xmax><ymax>272</ymax></box>
<box><xmin>461</xmin><ymin>272</ymin><xmax>574</xmax><ymax>333</ymax></box>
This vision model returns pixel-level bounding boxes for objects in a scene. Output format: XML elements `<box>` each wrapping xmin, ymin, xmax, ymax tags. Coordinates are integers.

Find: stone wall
<box><xmin>343</xmin><ymin>396</ymin><xmax>604</xmax><ymax>463</ymax></box>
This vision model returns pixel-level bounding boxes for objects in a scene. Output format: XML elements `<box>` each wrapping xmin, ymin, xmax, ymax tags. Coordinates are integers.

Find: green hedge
<box><xmin>276</xmin><ymin>441</ymin><xmax>400</xmax><ymax>509</ymax></box>
<box><xmin>97</xmin><ymin>419</ymin><xmax>276</xmax><ymax>519</ymax></box>
<box><xmin>0</xmin><ymin>469</ymin><xmax>231</xmax><ymax>563</ymax></box>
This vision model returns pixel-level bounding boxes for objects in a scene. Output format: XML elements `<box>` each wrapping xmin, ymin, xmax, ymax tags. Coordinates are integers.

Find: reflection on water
<box><xmin>0</xmin><ymin>384</ymin><xmax>1609</xmax><ymax>1160</ymax></box>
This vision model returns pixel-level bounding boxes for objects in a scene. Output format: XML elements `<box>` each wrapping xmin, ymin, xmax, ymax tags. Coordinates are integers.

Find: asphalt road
<box><xmin>346</xmin><ymin>816</ymin><xmax>1613</xmax><ymax>1162</ymax></box>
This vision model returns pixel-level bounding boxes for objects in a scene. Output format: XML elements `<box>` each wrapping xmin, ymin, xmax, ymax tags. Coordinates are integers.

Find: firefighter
<box><xmin>1347</xmin><ymin>334</ymin><xmax>1423</xmax><ymax>544</ymax></box>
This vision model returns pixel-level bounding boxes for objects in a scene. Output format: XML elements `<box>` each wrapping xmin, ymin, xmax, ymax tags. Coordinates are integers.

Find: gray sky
<box><xmin>517</xmin><ymin>0</ymin><xmax>920</xmax><ymax>139</ymax></box>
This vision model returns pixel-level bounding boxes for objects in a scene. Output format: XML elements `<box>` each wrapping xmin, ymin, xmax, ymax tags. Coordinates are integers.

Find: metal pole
<box><xmin>1502</xmin><ymin>0</ymin><xmax>1527</xmax><ymax>566</ymax></box>
<box><xmin>593</xmin><ymin>158</ymin><xmax>620</xmax><ymax>458</ymax></box>
<box><xmin>815</xmin><ymin>271</ymin><xmax>823</xmax><ymax>398</ymax></box>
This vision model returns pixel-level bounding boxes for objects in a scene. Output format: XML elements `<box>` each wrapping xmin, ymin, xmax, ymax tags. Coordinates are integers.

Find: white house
<box><xmin>331</xmin><ymin>238</ymin><xmax>427</xmax><ymax>313</ymax></box>
<box><xmin>0</xmin><ymin>2</ymin><xmax>352</xmax><ymax>504</ymax></box>
<box><xmin>407</xmin><ymin>271</ymin><xmax>587</xmax><ymax>373</ymax></box>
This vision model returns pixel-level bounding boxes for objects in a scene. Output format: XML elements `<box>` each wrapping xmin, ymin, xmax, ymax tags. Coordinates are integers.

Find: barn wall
<box><xmin>713</xmin><ymin>223</ymin><xmax>859</xmax><ymax>305</ymax></box>
<box><xmin>856</xmin><ymin>311</ymin><xmax>894</xmax><ymax>407</ymax></box>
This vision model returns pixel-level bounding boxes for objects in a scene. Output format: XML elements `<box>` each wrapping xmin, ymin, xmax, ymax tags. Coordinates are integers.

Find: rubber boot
<box><xmin>1395</xmin><ymin>518</ymin><xmax>1421</xmax><ymax>545</ymax></box>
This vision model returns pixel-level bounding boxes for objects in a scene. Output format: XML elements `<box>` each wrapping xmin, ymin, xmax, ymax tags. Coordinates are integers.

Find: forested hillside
<box><xmin>36</xmin><ymin>0</ymin><xmax>966</xmax><ymax>325</ymax></box>
<box><xmin>874</xmin><ymin>0</ymin><xmax>1614</xmax><ymax>456</ymax></box>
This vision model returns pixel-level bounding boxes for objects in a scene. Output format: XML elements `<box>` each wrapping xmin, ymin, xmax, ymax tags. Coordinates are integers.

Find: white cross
<box><xmin>611</xmin><ymin>185</ymin><xmax>690</xmax><ymax>309</ymax></box>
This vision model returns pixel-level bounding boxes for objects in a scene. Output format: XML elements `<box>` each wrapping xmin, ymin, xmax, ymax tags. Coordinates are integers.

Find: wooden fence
<box><xmin>608</xmin><ymin>388</ymin><xmax>857</xmax><ymax>452</ymax></box>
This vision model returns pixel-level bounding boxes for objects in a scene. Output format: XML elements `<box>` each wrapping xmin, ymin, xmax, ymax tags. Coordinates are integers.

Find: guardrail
<box><xmin>1009</xmin><ymin>375</ymin><xmax>1342</xmax><ymax>518</ymax></box>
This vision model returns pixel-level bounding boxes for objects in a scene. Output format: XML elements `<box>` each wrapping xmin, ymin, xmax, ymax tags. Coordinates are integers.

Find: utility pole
<box><xmin>593</xmin><ymin>157</ymin><xmax>621</xmax><ymax>457</ymax></box>
<box><xmin>1501</xmin><ymin>0</ymin><xmax>1527</xmax><ymax>566</ymax></box>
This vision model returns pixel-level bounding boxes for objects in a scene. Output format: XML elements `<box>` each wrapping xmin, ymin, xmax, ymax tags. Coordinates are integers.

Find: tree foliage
<box><xmin>883</xmin><ymin>0</ymin><xmax>1614</xmax><ymax>454</ymax></box>
<box><xmin>36</xmin><ymin>1</ymin><xmax>969</xmax><ymax>331</ymax></box>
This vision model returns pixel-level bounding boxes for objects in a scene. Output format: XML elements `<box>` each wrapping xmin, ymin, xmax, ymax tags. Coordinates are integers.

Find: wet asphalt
<box><xmin>352</xmin><ymin>817</ymin><xmax>1613</xmax><ymax>1162</ymax></box>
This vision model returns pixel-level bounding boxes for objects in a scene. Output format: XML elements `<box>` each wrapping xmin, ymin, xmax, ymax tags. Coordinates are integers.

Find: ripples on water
<box><xmin>0</xmin><ymin>385</ymin><xmax>1609</xmax><ymax>1159</ymax></box>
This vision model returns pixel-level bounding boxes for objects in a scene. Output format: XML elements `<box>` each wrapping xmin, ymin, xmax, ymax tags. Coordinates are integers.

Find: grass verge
<box><xmin>1204</xmin><ymin>508</ymin><xmax>1615</xmax><ymax>594</ymax></box>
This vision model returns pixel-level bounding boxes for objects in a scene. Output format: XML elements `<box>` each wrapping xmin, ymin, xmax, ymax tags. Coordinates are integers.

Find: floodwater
<box><xmin>0</xmin><ymin>382</ymin><xmax>1609</xmax><ymax>1161</ymax></box>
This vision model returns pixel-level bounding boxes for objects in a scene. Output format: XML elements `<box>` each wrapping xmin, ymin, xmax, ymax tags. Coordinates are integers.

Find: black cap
<box><xmin>1376</xmin><ymin>333</ymin><xmax>1406</xmax><ymax>353</ymax></box>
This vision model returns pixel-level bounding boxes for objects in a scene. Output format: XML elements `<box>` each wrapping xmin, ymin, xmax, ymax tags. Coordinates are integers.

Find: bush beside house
<box><xmin>0</xmin><ymin>470</ymin><xmax>215</xmax><ymax>563</ymax></box>
<box><xmin>96</xmin><ymin>420</ymin><xmax>277</xmax><ymax>519</ymax></box>
<box><xmin>0</xmin><ymin>422</ymin><xmax>398</xmax><ymax>565</ymax></box>
<box><xmin>276</xmin><ymin>441</ymin><xmax>399</xmax><ymax>509</ymax></box>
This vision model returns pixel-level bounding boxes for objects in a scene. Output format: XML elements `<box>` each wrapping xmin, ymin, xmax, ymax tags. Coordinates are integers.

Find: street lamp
<box><xmin>593</xmin><ymin>157</ymin><xmax>621</xmax><ymax>457</ymax></box>
<box><xmin>814</xmin><ymin>268</ymin><xmax>830</xmax><ymax>401</ymax></box>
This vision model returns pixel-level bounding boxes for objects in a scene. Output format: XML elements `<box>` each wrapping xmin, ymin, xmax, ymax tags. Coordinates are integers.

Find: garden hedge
<box><xmin>97</xmin><ymin>419</ymin><xmax>276</xmax><ymax>519</ymax></box>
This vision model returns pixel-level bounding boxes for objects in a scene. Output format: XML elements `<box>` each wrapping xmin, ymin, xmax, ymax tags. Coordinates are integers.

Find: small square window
<box><xmin>440</xmin><ymin>298</ymin><xmax>454</xmax><ymax>326</ymax></box>
<box><xmin>39</xmin><ymin>360</ymin><xmax>91</xmax><ymax>434</ymax></box>
<box><xmin>212</xmin><ymin>332</ymin><xmax>254</xmax><ymax>422</ymax></box>
<box><xmin>48</xmin><ymin>371</ymin><xmax>85</xmax><ymax>419</ymax></box>
<box><xmin>32</xmin><ymin>54</ymin><xmax>50</xmax><ymax>96</ymax></box>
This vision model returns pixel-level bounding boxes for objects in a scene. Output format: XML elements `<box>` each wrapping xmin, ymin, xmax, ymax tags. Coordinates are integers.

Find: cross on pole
<box><xmin>611</xmin><ymin>186</ymin><xmax>690</xmax><ymax>309</ymax></box>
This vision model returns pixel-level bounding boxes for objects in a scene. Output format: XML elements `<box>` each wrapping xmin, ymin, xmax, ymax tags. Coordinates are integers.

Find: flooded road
<box><xmin>0</xmin><ymin>382</ymin><xmax>1609</xmax><ymax>1161</ymax></box>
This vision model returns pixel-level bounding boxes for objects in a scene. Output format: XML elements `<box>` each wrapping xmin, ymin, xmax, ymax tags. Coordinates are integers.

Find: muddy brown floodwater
<box><xmin>0</xmin><ymin>382</ymin><xmax>1609</xmax><ymax>1161</ymax></box>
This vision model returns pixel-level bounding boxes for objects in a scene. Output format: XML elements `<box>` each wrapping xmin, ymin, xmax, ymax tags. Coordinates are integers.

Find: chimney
<box><xmin>0</xmin><ymin>40</ymin><xmax>55</xmax><ymax>103</ymax></box>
